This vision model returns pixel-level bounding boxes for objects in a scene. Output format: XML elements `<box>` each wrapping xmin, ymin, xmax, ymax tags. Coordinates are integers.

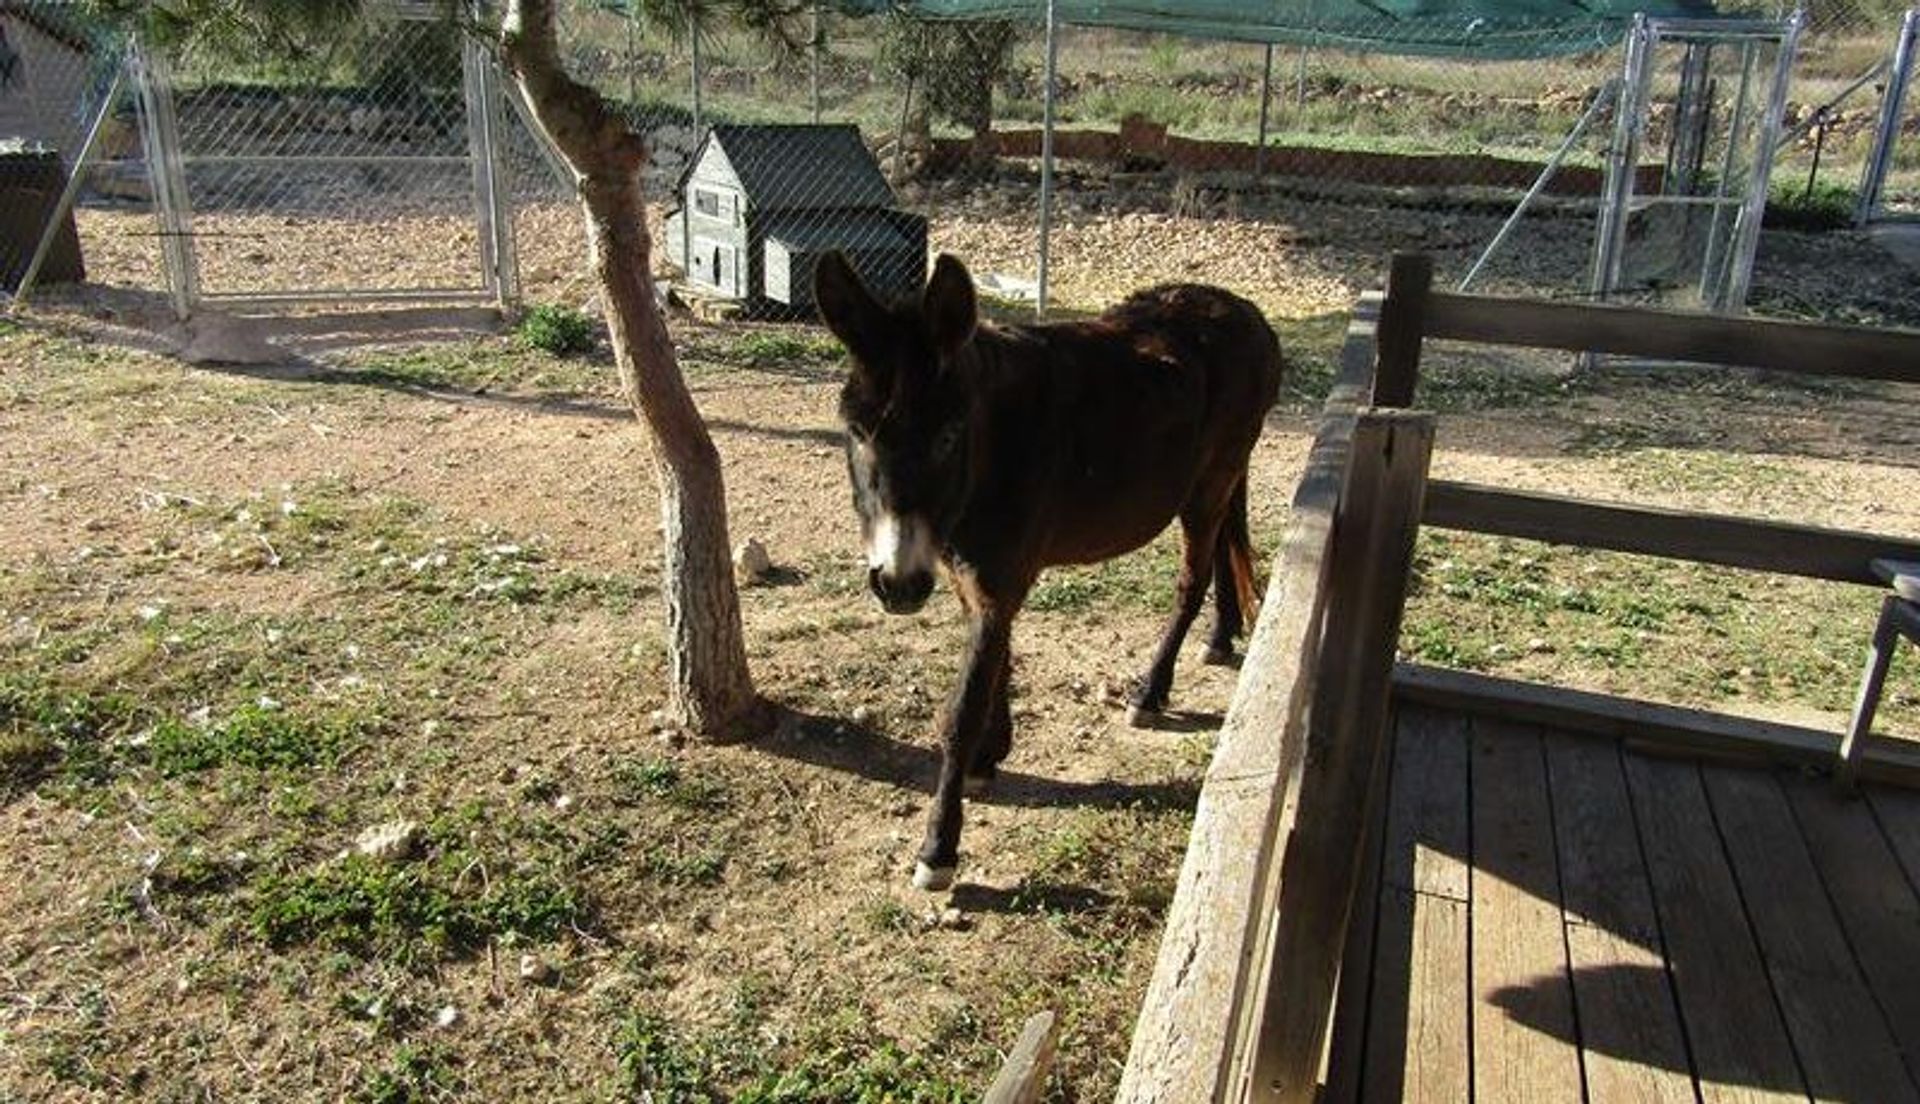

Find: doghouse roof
<box><xmin>0</xmin><ymin>3</ymin><xmax>97</xmax><ymax>53</ymax></box>
<box><xmin>685</xmin><ymin>124</ymin><xmax>896</xmax><ymax>213</ymax></box>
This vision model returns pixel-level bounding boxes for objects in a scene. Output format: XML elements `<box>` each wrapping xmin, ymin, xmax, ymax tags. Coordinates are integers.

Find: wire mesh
<box><xmin>0</xmin><ymin>1</ymin><xmax>161</xmax><ymax>302</ymax></box>
<box><xmin>4</xmin><ymin>0</ymin><xmax>1917</xmax><ymax>330</ymax></box>
<box><xmin>152</xmin><ymin>8</ymin><xmax>501</xmax><ymax>305</ymax></box>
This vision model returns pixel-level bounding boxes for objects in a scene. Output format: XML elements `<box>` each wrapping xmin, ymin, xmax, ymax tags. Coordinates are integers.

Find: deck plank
<box><xmin>1623</xmin><ymin>754</ymin><xmax>1805</xmax><ymax>1103</ymax></box>
<box><xmin>1865</xmin><ymin>785</ymin><xmax>1920</xmax><ymax>900</ymax></box>
<box><xmin>1543</xmin><ymin>732</ymin><xmax>1695</xmax><ymax>1103</ymax></box>
<box><xmin>1358</xmin><ymin>707</ymin><xmax>1471</xmax><ymax>1104</ymax></box>
<box><xmin>1703</xmin><ymin>767</ymin><xmax>1920</xmax><ymax>1104</ymax></box>
<box><xmin>1470</xmin><ymin>717</ymin><xmax>1582</xmax><ymax>1104</ymax></box>
<box><xmin>1785</xmin><ymin>778</ymin><xmax>1920</xmax><ymax>1089</ymax></box>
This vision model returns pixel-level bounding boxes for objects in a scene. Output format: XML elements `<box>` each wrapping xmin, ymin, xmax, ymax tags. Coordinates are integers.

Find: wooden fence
<box><xmin>1108</xmin><ymin>253</ymin><xmax>1920</xmax><ymax>1103</ymax></box>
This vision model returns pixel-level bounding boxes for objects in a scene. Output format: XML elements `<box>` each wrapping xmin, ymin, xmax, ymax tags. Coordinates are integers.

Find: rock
<box><xmin>434</xmin><ymin>1005</ymin><xmax>460</xmax><ymax>1029</ymax></box>
<box><xmin>851</xmin><ymin>704</ymin><xmax>873</xmax><ymax>726</ymax></box>
<box><xmin>518</xmin><ymin>953</ymin><xmax>556</xmax><ymax>986</ymax></box>
<box><xmin>733</xmin><ymin>538</ymin><xmax>773</xmax><ymax>583</ymax></box>
<box><xmin>933</xmin><ymin>906</ymin><xmax>970</xmax><ymax>931</ymax></box>
<box><xmin>171</xmin><ymin>313</ymin><xmax>287</xmax><ymax>366</ymax></box>
<box><xmin>354</xmin><ymin>819</ymin><xmax>420</xmax><ymax>863</ymax></box>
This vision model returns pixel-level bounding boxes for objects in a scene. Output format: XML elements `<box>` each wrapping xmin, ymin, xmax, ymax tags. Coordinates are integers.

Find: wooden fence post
<box><xmin>1372</xmin><ymin>254</ymin><xmax>1433</xmax><ymax>408</ymax></box>
<box><xmin>1238</xmin><ymin>409</ymin><xmax>1436</xmax><ymax>1103</ymax></box>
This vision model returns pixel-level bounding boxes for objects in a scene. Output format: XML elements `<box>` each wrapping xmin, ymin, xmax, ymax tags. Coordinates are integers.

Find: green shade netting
<box><xmin>835</xmin><ymin>0</ymin><xmax>1723</xmax><ymax>58</ymax></box>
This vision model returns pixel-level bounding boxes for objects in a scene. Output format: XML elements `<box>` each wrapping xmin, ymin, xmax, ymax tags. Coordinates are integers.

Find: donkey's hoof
<box><xmin>1127</xmin><ymin>704</ymin><xmax>1163</xmax><ymax>729</ymax></box>
<box><xmin>1203</xmin><ymin>646</ymin><xmax>1238</xmax><ymax>667</ymax></box>
<box><xmin>913</xmin><ymin>861</ymin><xmax>957</xmax><ymax>892</ymax></box>
<box><xmin>962</xmin><ymin>773</ymin><xmax>994</xmax><ymax>800</ymax></box>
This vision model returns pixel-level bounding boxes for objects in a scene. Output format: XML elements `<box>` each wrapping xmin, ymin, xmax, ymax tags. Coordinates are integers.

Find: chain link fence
<box><xmin>3</xmin><ymin>0</ymin><xmax>1917</xmax><ymax>330</ymax></box>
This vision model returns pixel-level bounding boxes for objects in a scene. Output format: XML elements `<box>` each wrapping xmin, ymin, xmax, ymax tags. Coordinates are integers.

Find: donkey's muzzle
<box><xmin>869</xmin><ymin>566</ymin><xmax>934</xmax><ymax>615</ymax></box>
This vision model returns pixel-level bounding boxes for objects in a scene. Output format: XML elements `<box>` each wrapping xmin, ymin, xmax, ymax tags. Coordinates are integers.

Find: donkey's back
<box><xmin>973</xmin><ymin>283</ymin><xmax>1283</xmax><ymax>568</ymax></box>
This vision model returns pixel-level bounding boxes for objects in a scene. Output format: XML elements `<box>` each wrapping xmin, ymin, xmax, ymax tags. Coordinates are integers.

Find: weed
<box><xmin>516</xmin><ymin>303</ymin><xmax>598</xmax><ymax>357</ymax></box>
<box><xmin>612</xmin><ymin>757</ymin><xmax>731</xmax><ymax>811</ymax></box>
<box><xmin>861</xmin><ymin>895</ymin><xmax>917</xmax><ymax>934</ymax></box>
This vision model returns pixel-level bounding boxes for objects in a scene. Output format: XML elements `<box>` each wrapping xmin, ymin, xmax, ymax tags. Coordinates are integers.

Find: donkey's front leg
<box><xmin>915</xmin><ymin>613</ymin><xmax>1013</xmax><ymax>891</ymax></box>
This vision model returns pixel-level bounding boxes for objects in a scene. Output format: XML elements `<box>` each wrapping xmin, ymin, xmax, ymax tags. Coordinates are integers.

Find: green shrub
<box><xmin>517</xmin><ymin>304</ymin><xmax>598</xmax><ymax>357</ymax></box>
<box><xmin>1765</xmin><ymin>180</ymin><xmax>1857</xmax><ymax>232</ymax></box>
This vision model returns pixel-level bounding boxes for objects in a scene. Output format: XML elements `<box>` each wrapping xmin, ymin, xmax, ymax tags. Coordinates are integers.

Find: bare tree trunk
<box><xmin>500</xmin><ymin>0</ymin><xmax>766</xmax><ymax>741</ymax></box>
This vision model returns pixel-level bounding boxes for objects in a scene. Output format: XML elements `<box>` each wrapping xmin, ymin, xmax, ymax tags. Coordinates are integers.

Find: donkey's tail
<box><xmin>1223</xmin><ymin>476</ymin><xmax>1260</xmax><ymax>634</ymax></box>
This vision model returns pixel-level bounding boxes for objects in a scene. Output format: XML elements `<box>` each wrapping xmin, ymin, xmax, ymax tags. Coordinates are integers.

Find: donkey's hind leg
<box><xmin>1129</xmin><ymin>499</ymin><xmax>1229</xmax><ymax>726</ymax></box>
<box><xmin>965</xmin><ymin>651</ymin><xmax>1013</xmax><ymax>798</ymax></box>
<box><xmin>1205</xmin><ymin>477</ymin><xmax>1254</xmax><ymax>666</ymax></box>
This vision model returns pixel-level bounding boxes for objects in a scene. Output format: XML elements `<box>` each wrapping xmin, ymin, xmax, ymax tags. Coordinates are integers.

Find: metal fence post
<box><xmin>1036</xmin><ymin>0</ymin><xmax>1059</xmax><ymax>317</ymax></box>
<box><xmin>14</xmin><ymin>67</ymin><xmax>127</xmax><ymax>307</ymax></box>
<box><xmin>464</xmin><ymin>34</ymin><xmax>518</xmax><ymax>307</ymax></box>
<box><xmin>130</xmin><ymin>37</ymin><xmax>197</xmax><ymax>319</ymax></box>
<box><xmin>1255</xmin><ymin>43</ymin><xmax>1274</xmax><ymax>178</ymax></box>
<box><xmin>1858</xmin><ymin>9</ymin><xmax>1918</xmax><ymax>226</ymax></box>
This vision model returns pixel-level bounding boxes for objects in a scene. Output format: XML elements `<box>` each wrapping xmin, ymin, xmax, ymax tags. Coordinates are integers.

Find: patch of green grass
<box><xmin>1765</xmin><ymin>179</ymin><xmax>1858</xmax><ymax>233</ymax></box>
<box><xmin>247</xmin><ymin>828</ymin><xmax>588</xmax><ymax>963</ymax></box>
<box><xmin>727</xmin><ymin>330</ymin><xmax>845</xmax><ymax>368</ymax></box>
<box><xmin>611</xmin><ymin>757</ymin><xmax>731</xmax><ymax>811</ymax></box>
<box><xmin>613</xmin><ymin>1012</ymin><xmax>972</xmax><ymax>1103</ymax></box>
<box><xmin>148</xmin><ymin>703</ymin><xmax>358</xmax><ymax>775</ymax></box>
<box><xmin>1402</xmin><ymin>531</ymin><xmax>1920</xmax><ymax>729</ymax></box>
<box><xmin>640</xmin><ymin>843</ymin><xmax>729</xmax><ymax>886</ymax></box>
<box><xmin>355</xmin><ymin>1043</ymin><xmax>461</xmax><ymax>1104</ymax></box>
<box><xmin>516</xmin><ymin>303</ymin><xmax>599</xmax><ymax>357</ymax></box>
<box><xmin>0</xmin><ymin>677</ymin><xmax>145</xmax><ymax>791</ymax></box>
<box><xmin>1028</xmin><ymin>536</ymin><xmax>1181</xmax><ymax>614</ymax></box>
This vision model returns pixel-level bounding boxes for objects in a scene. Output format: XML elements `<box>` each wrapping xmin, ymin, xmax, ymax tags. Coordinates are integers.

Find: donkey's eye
<box><xmin>932</xmin><ymin>423</ymin><xmax>964</xmax><ymax>459</ymax></box>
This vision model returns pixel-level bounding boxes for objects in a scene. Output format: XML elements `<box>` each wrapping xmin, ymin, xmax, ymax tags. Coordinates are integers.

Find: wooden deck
<box><xmin>1327</xmin><ymin>702</ymin><xmax>1920</xmax><ymax>1104</ymax></box>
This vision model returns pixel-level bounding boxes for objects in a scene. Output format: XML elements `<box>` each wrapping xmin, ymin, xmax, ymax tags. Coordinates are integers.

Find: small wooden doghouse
<box><xmin>663</xmin><ymin>124</ymin><xmax>926</xmax><ymax>316</ymax></box>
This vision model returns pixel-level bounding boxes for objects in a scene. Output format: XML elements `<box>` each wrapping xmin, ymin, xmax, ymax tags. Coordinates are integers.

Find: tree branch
<box><xmin>499</xmin><ymin>0</ymin><xmax>646</xmax><ymax>179</ymax></box>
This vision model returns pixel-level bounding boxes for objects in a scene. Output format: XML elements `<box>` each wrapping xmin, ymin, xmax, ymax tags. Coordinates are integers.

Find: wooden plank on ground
<box><xmin>1420</xmin><ymin>289</ymin><xmax>1920</xmax><ymax>382</ymax></box>
<box><xmin>1470</xmin><ymin>716</ymin><xmax>1582</xmax><ymax>1104</ymax></box>
<box><xmin>1622</xmin><ymin>753</ymin><xmax>1804</xmax><ymax>1104</ymax></box>
<box><xmin>1784</xmin><ymin>777</ymin><xmax>1920</xmax><ymax>1089</ymax></box>
<box><xmin>982</xmin><ymin>1010</ymin><xmax>1059</xmax><ymax>1104</ymax></box>
<box><xmin>1422</xmin><ymin>480</ymin><xmax>1920</xmax><ymax>587</ymax></box>
<box><xmin>1393</xmin><ymin>664</ymin><xmax>1920</xmax><ymax>789</ymax></box>
<box><xmin>1355</xmin><ymin>707</ymin><xmax>1471</xmax><ymax>1104</ymax></box>
<box><xmin>1703</xmin><ymin>767</ymin><xmax>1920</xmax><ymax>1104</ymax></box>
<box><xmin>1543</xmin><ymin>731</ymin><xmax>1695</xmax><ymax>1103</ymax></box>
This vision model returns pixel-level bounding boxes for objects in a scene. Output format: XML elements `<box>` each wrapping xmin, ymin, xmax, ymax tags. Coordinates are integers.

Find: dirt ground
<box><xmin>6</xmin><ymin>194</ymin><xmax>1920</xmax><ymax>1100</ymax></box>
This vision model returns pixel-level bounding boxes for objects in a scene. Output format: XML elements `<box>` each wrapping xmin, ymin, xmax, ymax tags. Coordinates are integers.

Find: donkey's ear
<box><xmin>923</xmin><ymin>254</ymin><xmax>978</xmax><ymax>355</ymax></box>
<box><xmin>814</xmin><ymin>252</ymin><xmax>884</xmax><ymax>354</ymax></box>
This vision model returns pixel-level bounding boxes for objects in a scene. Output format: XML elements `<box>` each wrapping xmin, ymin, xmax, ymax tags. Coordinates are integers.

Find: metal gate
<box><xmin>1859</xmin><ymin>8</ymin><xmax>1919</xmax><ymax>224</ymax></box>
<box><xmin>1592</xmin><ymin>14</ymin><xmax>1801</xmax><ymax>314</ymax></box>
<box><xmin>134</xmin><ymin>5</ymin><xmax>516</xmax><ymax>316</ymax></box>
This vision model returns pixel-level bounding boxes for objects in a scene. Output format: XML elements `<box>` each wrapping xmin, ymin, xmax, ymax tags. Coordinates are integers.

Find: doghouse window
<box><xmin>693</xmin><ymin>187</ymin><xmax>727</xmax><ymax>219</ymax></box>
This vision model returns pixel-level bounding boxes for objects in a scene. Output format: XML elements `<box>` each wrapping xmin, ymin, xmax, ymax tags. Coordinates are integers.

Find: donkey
<box><xmin>815</xmin><ymin>252</ymin><xmax>1283</xmax><ymax>890</ymax></box>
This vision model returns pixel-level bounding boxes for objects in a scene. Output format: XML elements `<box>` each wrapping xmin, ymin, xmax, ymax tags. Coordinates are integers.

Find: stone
<box><xmin>733</xmin><ymin>538</ymin><xmax>773</xmax><ymax>583</ymax></box>
<box><xmin>518</xmin><ymin>953</ymin><xmax>556</xmax><ymax>986</ymax></box>
<box><xmin>171</xmin><ymin>313</ymin><xmax>287</xmax><ymax>366</ymax></box>
<box><xmin>354</xmin><ymin>819</ymin><xmax>420</xmax><ymax>863</ymax></box>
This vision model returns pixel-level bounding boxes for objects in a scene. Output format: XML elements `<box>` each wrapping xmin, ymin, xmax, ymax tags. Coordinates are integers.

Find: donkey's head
<box><xmin>815</xmin><ymin>252</ymin><xmax>982</xmax><ymax>615</ymax></box>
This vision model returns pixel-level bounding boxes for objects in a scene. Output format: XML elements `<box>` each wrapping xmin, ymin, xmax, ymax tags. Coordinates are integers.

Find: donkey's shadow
<box><xmin>754</xmin><ymin>706</ymin><xmax>1200</xmax><ymax>814</ymax></box>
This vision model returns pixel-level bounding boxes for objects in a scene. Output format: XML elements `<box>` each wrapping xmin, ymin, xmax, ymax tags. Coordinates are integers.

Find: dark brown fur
<box><xmin>816</xmin><ymin>253</ymin><xmax>1283</xmax><ymax>888</ymax></box>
